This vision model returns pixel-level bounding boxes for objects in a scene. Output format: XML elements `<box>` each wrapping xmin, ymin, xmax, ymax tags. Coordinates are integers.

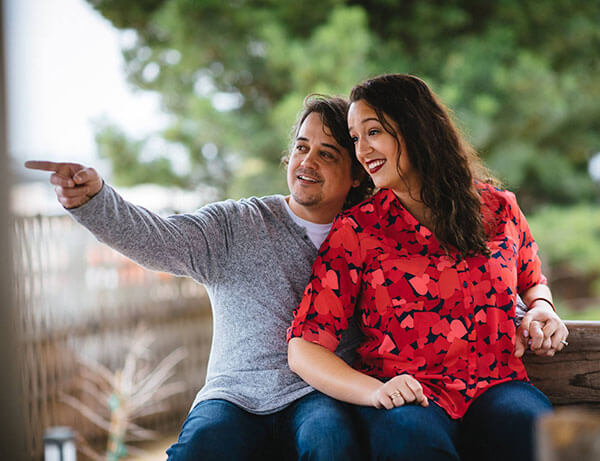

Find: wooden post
<box><xmin>0</xmin><ymin>0</ymin><xmax>27</xmax><ymax>458</ymax></box>
<box><xmin>536</xmin><ymin>408</ymin><xmax>600</xmax><ymax>461</ymax></box>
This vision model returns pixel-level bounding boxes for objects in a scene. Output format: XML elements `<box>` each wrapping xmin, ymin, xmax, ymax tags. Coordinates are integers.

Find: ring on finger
<box><xmin>560</xmin><ymin>339</ymin><xmax>569</xmax><ymax>346</ymax></box>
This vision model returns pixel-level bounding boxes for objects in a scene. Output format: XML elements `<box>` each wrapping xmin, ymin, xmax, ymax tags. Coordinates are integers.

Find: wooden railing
<box><xmin>13</xmin><ymin>215</ymin><xmax>213</xmax><ymax>460</ymax></box>
<box><xmin>525</xmin><ymin>321</ymin><xmax>600</xmax><ymax>410</ymax></box>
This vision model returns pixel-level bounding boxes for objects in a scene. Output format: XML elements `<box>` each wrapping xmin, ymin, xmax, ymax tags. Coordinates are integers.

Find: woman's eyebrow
<box><xmin>348</xmin><ymin>117</ymin><xmax>380</xmax><ymax>132</ymax></box>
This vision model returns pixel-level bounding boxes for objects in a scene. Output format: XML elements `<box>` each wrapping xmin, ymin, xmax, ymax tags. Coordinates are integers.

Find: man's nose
<box><xmin>300</xmin><ymin>149</ymin><xmax>319</xmax><ymax>167</ymax></box>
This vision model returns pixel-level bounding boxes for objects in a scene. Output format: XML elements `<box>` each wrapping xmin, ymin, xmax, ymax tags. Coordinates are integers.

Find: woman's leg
<box><xmin>166</xmin><ymin>399</ymin><xmax>270</xmax><ymax>461</ymax></box>
<box><xmin>352</xmin><ymin>402</ymin><xmax>460</xmax><ymax>461</ymax></box>
<box><xmin>459</xmin><ymin>381</ymin><xmax>553</xmax><ymax>461</ymax></box>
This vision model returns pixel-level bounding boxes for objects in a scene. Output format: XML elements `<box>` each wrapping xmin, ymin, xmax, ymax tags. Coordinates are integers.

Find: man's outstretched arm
<box><xmin>25</xmin><ymin>160</ymin><xmax>229</xmax><ymax>283</ymax></box>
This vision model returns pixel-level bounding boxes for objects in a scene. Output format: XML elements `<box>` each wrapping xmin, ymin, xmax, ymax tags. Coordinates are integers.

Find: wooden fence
<box><xmin>13</xmin><ymin>215</ymin><xmax>213</xmax><ymax>460</ymax></box>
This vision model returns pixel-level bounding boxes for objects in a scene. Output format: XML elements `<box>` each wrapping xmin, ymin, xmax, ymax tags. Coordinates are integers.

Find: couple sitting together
<box><xmin>28</xmin><ymin>73</ymin><xmax>568</xmax><ymax>461</ymax></box>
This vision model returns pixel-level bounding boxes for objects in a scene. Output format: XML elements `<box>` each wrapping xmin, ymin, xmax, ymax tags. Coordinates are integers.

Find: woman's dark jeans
<box><xmin>352</xmin><ymin>380</ymin><xmax>552</xmax><ymax>461</ymax></box>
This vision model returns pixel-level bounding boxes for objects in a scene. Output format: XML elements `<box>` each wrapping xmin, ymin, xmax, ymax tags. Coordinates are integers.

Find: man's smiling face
<box><xmin>287</xmin><ymin>112</ymin><xmax>358</xmax><ymax>223</ymax></box>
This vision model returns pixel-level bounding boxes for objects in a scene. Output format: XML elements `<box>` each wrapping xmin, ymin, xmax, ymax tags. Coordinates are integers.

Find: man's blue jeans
<box><xmin>166</xmin><ymin>390</ymin><xmax>360</xmax><ymax>460</ymax></box>
<box><xmin>353</xmin><ymin>380</ymin><xmax>552</xmax><ymax>461</ymax></box>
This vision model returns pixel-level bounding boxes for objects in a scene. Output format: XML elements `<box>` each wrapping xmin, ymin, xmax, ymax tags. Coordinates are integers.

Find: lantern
<box><xmin>43</xmin><ymin>426</ymin><xmax>76</xmax><ymax>461</ymax></box>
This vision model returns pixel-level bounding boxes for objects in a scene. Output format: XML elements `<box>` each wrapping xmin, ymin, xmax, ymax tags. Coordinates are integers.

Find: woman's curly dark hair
<box><xmin>350</xmin><ymin>74</ymin><xmax>499</xmax><ymax>258</ymax></box>
<box><xmin>283</xmin><ymin>94</ymin><xmax>374</xmax><ymax>210</ymax></box>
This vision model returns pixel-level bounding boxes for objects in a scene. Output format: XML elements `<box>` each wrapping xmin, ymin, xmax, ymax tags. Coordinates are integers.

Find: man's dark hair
<box><xmin>283</xmin><ymin>94</ymin><xmax>374</xmax><ymax>209</ymax></box>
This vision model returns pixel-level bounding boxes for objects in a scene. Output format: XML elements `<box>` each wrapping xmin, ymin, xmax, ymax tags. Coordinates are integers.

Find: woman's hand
<box><xmin>514</xmin><ymin>303</ymin><xmax>569</xmax><ymax>358</ymax></box>
<box><xmin>370</xmin><ymin>374</ymin><xmax>428</xmax><ymax>410</ymax></box>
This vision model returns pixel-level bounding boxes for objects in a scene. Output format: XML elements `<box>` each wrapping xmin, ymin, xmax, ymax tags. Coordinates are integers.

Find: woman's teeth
<box><xmin>368</xmin><ymin>160</ymin><xmax>385</xmax><ymax>172</ymax></box>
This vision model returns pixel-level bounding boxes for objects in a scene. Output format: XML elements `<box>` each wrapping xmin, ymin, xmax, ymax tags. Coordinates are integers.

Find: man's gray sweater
<box><xmin>69</xmin><ymin>184</ymin><xmax>361</xmax><ymax>414</ymax></box>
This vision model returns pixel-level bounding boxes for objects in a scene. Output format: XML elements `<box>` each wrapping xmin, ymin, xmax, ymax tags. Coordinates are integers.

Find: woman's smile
<box><xmin>365</xmin><ymin>159</ymin><xmax>386</xmax><ymax>174</ymax></box>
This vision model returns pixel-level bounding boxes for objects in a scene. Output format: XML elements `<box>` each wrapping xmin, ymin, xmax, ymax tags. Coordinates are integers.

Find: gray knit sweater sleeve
<box><xmin>68</xmin><ymin>182</ymin><xmax>363</xmax><ymax>414</ymax></box>
<box><xmin>69</xmin><ymin>183</ymin><xmax>230</xmax><ymax>284</ymax></box>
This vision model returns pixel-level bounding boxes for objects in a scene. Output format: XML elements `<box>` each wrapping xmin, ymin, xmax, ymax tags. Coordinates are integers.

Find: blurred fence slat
<box><xmin>13</xmin><ymin>215</ymin><xmax>212</xmax><ymax>460</ymax></box>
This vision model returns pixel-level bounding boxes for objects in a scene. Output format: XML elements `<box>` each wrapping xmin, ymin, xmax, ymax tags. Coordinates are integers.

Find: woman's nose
<box><xmin>356</xmin><ymin>137</ymin><xmax>370</xmax><ymax>158</ymax></box>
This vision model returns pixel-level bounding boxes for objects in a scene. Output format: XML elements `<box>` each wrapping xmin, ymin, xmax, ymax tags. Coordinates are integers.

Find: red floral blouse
<box><xmin>287</xmin><ymin>184</ymin><xmax>547</xmax><ymax>419</ymax></box>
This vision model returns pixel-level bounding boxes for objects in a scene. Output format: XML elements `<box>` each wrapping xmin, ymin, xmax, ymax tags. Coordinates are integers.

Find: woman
<box><xmin>287</xmin><ymin>74</ymin><xmax>568</xmax><ymax>461</ymax></box>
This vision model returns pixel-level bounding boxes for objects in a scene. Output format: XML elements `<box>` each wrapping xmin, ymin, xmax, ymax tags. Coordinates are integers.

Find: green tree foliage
<box><xmin>528</xmin><ymin>204</ymin><xmax>600</xmax><ymax>314</ymax></box>
<box><xmin>88</xmin><ymin>0</ymin><xmax>600</xmax><ymax>206</ymax></box>
<box><xmin>94</xmin><ymin>119</ymin><xmax>190</xmax><ymax>187</ymax></box>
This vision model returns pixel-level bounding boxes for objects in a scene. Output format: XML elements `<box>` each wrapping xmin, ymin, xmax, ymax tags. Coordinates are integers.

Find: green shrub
<box><xmin>528</xmin><ymin>204</ymin><xmax>600</xmax><ymax>279</ymax></box>
<box><xmin>527</xmin><ymin>204</ymin><xmax>600</xmax><ymax>319</ymax></box>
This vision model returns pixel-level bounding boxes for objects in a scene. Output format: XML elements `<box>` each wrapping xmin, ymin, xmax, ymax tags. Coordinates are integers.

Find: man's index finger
<box><xmin>24</xmin><ymin>160</ymin><xmax>63</xmax><ymax>172</ymax></box>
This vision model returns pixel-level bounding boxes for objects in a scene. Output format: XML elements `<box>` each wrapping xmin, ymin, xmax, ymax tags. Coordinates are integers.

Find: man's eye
<box><xmin>321</xmin><ymin>151</ymin><xmax>334</xmax><ymax>159</ymax></box>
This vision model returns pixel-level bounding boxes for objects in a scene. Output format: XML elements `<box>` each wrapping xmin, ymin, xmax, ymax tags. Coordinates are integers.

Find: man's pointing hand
<box><xmin>25</xmin><ymin>160</ymin><xmax>103</xmax><ymax>209</ymax></box>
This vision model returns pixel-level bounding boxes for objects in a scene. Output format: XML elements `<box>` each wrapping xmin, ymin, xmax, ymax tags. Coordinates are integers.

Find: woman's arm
<box><xmin>520</xmin><ymin>283</ymin><xmax>554</xmax><ymax>311</ymax></box>
<box><xmin>288</xmin><ymin>338</ymin><xmax>428</xmax><ymax>409</ymax></box>
<box><xmin>514</xmin><ymin>284</ymin><xmax>569</xmax><ymax>357</ymax></box>
<box><xmin>507</xmin><ymin>190</ymin><xmax>568</xmax><ymax>357</ymax></box>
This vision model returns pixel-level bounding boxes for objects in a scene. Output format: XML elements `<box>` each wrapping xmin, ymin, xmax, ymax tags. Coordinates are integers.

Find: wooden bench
<box><xmin>524</xmin><ymin>321</ymin><xmax>600</xmax><ymax>410</ymax></box>
<box><xmin>523</xmin><ymin>321</ymin><xmax>600</xmax><ymax>459</ymax></box>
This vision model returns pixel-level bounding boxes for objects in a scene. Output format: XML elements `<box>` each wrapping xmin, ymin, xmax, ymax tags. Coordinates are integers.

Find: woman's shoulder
<box><xmin>337</xmin><ymin>189</ymin><xmax>391</xmax><ymax>225</ymax></box>
<box><xmin>324</xmin><ymin>191</ymin><xmax>391</xmax><ymax>254</ymax></box>
<box><xmin>475</xmin><ymin>180</ymin><xmax>518</xmax><ymax>206</ymax></box>
<box><xmin>475</xmin><ymin>181</ymin><xmax>521</xmax><ymax>222</ymax></box>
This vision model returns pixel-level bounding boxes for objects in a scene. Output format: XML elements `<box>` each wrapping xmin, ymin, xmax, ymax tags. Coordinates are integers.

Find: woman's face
<box><xmin>348</xmin><ymin>99</ymin><xmax>414</xmax><ymax>194</ymax></box>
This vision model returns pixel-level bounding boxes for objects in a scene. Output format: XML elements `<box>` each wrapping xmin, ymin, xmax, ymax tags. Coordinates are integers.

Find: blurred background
<box><xmin>4</xmin><ymin>0</ymin><xmax>600</xmax><ymax>459</ymax></box>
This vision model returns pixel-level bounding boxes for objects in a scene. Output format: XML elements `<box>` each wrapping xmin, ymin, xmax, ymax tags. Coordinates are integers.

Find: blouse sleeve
<box><xmin>506</xmin><ymin>192</ymin><xmax>548</xmax><ymax>293</ymax></box>
<box><xmin>287</xmin><ymin>213</ymin><xmax>364</xmax><ymax>352</ymax></box>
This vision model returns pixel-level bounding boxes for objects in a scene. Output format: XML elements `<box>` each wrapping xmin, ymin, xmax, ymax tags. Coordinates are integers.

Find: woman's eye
<box><xmin>368</xmin><ymin>129</ymin><xmax>379</xmax><ymax>136</ymax></box>
<box><xmin>350</xmin><ymin>136</ymin><xmax>358</xmax><ymax>144</ymax></box>
<box><xmin>296</xmin><ymin>145</ymin><xmax>306</xmax><ymax>152</ymax></box>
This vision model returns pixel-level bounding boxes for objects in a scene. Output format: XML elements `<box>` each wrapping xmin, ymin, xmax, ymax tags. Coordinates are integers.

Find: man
<box><xmin>26</xmin><ymin>96</ymin><xmax>372</xmax><ymax>461</ymax></box>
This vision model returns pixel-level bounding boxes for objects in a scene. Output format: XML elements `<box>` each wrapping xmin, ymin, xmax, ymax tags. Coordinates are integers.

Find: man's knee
<box><xmin>167</xmin><ymin>416</ymin><xmax>234</xmax><ymax>460</ymax></box>
<box><xmin>294</xmin><ymin>415</ymin><xmax>358</xmax><ymax>460</ymax></box>
<box><xmin>290</xmin><ymin>393</ymin><xmax>360</xmax><ymax>460</ymax></box>
<box><xmin>167</xmin><ymin>400</ymin><xmax>263</xmax><ymax>461</ymax></box>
